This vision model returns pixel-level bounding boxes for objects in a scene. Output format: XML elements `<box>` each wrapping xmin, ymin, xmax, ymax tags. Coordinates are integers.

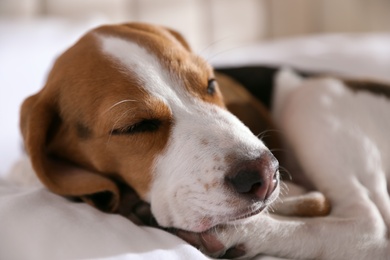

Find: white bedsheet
<box><xmin>0</xmin><ymin>178</ymin><xmax>210</xmax><ymax>260</ymax></box>
<box><xmin>1</xmin><ymin>18</ymin><xmax>390</xmax><ymax>260</ymax></box>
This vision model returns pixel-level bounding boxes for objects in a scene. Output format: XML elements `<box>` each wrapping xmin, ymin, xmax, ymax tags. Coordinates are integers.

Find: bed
<box><xmin>1</xmin><ymin>18</ymin><xmax>390</xmax><ymax>260</ymax></box>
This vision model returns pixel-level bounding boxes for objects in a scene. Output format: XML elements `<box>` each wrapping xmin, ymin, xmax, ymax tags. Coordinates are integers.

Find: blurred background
<box><xmin>1</xmin><ymin>0</ymin><xmax>390</xmax><ymax>176</ymax></box>
<box><xmin>1</xmin><ymin>0</ymin><xmax>390</xmax><ymax>51</ymax></box>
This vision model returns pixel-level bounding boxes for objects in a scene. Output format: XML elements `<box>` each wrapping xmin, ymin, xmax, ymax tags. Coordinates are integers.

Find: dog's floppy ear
<box><xmin>20</xmin><ymin>91</ymin><xmax>120</xmax><ymax>212</ymax></box>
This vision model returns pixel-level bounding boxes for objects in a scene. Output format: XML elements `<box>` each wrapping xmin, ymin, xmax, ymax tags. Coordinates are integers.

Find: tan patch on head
<box><xmin>179</xmin><ymin>58</ymin><xmax>225</xmax><ymax>107</ymax></box>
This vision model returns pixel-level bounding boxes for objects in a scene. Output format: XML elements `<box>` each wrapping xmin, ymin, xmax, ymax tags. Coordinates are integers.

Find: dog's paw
<box><xmin>174</xmin><ymin>229</ymin><xmax>247</xmax><ymax>259</ymax></box>
<box><xmin>273</xmin><ymin>191</ymin><xmax>331</xmax><ymax>217</ymax></box>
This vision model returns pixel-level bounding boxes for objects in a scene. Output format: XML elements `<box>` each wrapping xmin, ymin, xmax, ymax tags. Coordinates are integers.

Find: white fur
<box><xmin>98</xmin><ymin>34</ymin><xmax>277</xmax><ymax>232</ymax></box>
<box><xmin>214</xmin><ymin>70</ymin><xmax>390</xmax><ymax>259</ymax></box>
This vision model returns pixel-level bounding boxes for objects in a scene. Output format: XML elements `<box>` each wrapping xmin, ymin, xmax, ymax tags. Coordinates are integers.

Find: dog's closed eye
<box><xmin>111</xmin><ymin>119</ymin><xmax>161</xmax><ymax>135</ymax></box>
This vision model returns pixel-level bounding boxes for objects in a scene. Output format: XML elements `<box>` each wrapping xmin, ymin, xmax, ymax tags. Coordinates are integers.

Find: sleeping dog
<box><xmin>20</xmin><ymin>22</ymin><xmax>388</xmax><ymax>259</ymax></box>
<box><xmin>20</xmin><ymin>22</ymin><xmax>282</xmax><ymax>231</ymax></box>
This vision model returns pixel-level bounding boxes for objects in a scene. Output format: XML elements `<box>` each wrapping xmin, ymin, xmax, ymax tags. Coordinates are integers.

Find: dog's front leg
<box><xmin>207</xmin><ymin>212</ymin><xmax>389</xmax><ymax>260</ymax></box>
<box><xmin>174</xmin><ymin>207</ymin><xmax>389</xmax><ymax>259</ymax></box>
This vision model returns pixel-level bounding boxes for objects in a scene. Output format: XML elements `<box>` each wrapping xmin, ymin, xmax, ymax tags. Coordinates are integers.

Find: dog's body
<box><xmin>207</xmin><ymin>70</ymin><xmax>390</xmax><ymax>259</ymax></box>
<box><xmin>20</xmin><ymin>23</ymin><xmax>390</xmax><ymax>259</ymax></box>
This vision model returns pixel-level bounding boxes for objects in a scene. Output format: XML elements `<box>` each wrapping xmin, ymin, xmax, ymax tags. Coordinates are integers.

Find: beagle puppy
<box><xmin>20</xmin><ymin>23</ymin><xmax>329</xmax><ymax>259</ymax></box>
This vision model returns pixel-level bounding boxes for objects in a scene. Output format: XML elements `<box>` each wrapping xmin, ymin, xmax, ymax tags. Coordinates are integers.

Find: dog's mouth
<box><xmin>228</xmin><ymin>179</ymin><xmax>280</xmax><ymax>223</ymax></box>
<box><xmin>185</xmin><ymin>201</ymin><xmax>272</xmax><ymax>233</ymax></box>
<box><xmin>231</xmin><ymin>205</ymin><xmax>268</xmax><ymax>222</ymax></box>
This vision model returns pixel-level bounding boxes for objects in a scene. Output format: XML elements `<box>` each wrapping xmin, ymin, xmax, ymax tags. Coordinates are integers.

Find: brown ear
<box><xmin>20</xmin><ymin>92</ymin><xmax>120</xmax><ymax>212</ymax></box>
<box><xmin>165</xmin><ymin>28</ymin><xmax>192</xmax><ymax>52</ymax></box>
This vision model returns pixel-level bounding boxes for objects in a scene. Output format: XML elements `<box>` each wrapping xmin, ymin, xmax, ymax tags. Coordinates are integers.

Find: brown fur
<box><xmin>293</xmin><ymin>196</ymin><xmax>331</xmax><ymax>217</ymax></box>
<box><xmin>344</xmin><ymin>79</ymin><xmax>390</xmax><ymax>98</ymax></box>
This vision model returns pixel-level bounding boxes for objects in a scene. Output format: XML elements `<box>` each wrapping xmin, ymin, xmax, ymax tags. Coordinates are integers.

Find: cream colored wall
<box><xmin>1</xmin><ymin>0</ymin><xmax>389</xmax><ymax>50</ymax></box>
<box><xmin>268</xmin><ymin>0</ymin><xmax>390</xmax><ymax>38</ymax></box>
<box><xmin>0</xmin><ymin>0</ymin><xmax>266</xmax><ymax>51</ymax></box>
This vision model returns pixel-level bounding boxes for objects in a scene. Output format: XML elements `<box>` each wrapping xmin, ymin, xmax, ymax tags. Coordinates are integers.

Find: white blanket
<box><xmin>1</xmin><ymin>18</ymin><xmax>390</xmax><ymax>260</ymax></box>
<box><xmin>0</xmin><ymin>178</ymin><xmax>209</xmax><ymax>260</ymax></box>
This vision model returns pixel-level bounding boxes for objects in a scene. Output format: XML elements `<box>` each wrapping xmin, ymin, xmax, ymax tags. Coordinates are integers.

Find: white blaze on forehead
<box><xmin>97</xmin><ymin>33</ymin><xmax>188</xmax><ymax>110</ymax></box>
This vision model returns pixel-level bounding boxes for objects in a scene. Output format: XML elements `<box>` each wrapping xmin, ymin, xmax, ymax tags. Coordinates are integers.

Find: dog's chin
<box><xmin>187</xmin><ymin>205</ymin><xmax>267</xmax><ymax>233</ymax></box>
<box><xmin>231</xmin><ymin>205</ymin><xmax>268</xmax><ymax>222</ymax></box>
<box><xmin>178</xmin><ymin>186</ymin><xmax>280</xmax><ymax>233</ymax></box>
<box><xmin>190</xmin><ymin>200</ymin><xmax>277</xmax><ymax>233</ymax></box>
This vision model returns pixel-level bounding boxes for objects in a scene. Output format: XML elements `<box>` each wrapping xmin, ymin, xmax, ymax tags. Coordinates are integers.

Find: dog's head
<box><xmin>20</xmin><ymin>23</ymin><xmax>279</xmax><ymax>232</ymax></box>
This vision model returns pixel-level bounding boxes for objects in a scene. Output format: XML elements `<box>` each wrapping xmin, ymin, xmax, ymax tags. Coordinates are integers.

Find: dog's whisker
<box><xmin>210</xmin><ymin>225</ymin><xmax>218</xmax><ymax>234</ymax></box>
<box><xmin>197</xmin><ymin>36</ymin><xmax>232</xmax><ymax>58</ymax></box>
<box><xmin>278</xmin><ymin>188</ymin><xmax>286</xmax><ymax>197</ymax></box>
<box><xmin>281</xmin><ymin>188</ymin><xmax>288</xmax><ymax>197</ymax></box>
<box><xmin>278</xmin><ymin>166</ymin><xmax>293</xmax><ymax>181</ymax></box>
<box><xmin>257</xmin><ymin>133</ymin><xmax>271</xmax><ymax>141</ymax></box>
<box><xmin>279</xmin><ymin>181</ymin><xmax>290</xmax><ymax>194</ymax></box>
<box><xmin>269</xmin><ymin>148</ymin><xmax>288</xmax><ymax>154</ymax></box>
<box><xmin>203</xmin><ymin>44</ymin><xmax>248</xmax><ymax>64</ymax></box>
<box><xmin>256</xmin><ymin>129</ymin><xmax>284</xmax><ymax>144</ymax></box>
<box><xmin>256</xmin><ymin>128</ymin><xmax>283</xmax><ymax>137</ymax></box>
<box><xmin>104</xmin><ymin>99</ymin><xmax>138</xmax><ymax>114</ymax></box>
<box><xmin>233</xmin><ymin>222</ymin><xmax>239</xmax><ymax>232</ymax></box>
<box><xmin>268</xmin><ymin>205</ymin><xmax>275</xmax><ymax>213</ymax></box>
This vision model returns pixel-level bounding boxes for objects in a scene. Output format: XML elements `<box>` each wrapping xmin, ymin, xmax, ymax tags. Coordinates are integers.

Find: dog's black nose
<box><xmin>226</xmin><ymin>152</ymin><xmax>279</xmax><ymax>201</ymax></box>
